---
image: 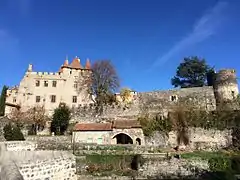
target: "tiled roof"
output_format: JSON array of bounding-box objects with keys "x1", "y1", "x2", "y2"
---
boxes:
[
  {"x1": 112, "y1": 120, "x2": 142, "y2": 129},
  {"x1": 74, "y1": 123, "x2": 112, "y2": 131},
  {"x1": 59, "y1": 67, "x2": 63, "y2": 73},
  {"x1": 70, "y1": 57, "x2": 82, "y2": 69},
  {"x1": 63, "y1": 59, "x2": 69, "y2": 66}
]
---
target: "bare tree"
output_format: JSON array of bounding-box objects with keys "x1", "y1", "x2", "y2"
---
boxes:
[
  {"x1": 9, "y1": 106, "x2": 49, "y2": 134},
  {"x1": 8, "y1": 108, "x2": 29, "y2": 128},
  {"x1": 84, "y1": 60, "x2": 120, "y2": 114},
  {"x1": 25, "y1": 106, "x2": 49, "y2": 134}
]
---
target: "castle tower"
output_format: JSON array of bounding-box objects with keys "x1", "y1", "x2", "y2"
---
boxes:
[
  {"x1": 27, "y1": 64, "x2": 33, "y2": 72},
  {"x1": 213, "y1": 69, "x2": 239, "y2": 105},
  {"x1": 85, "y1": 58, "x2": 91, "y2": 69}
]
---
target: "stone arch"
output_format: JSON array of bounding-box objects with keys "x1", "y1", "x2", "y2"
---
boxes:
[
  {"x1": 136, "y1": 138, "x2": 141, "y2": 145},
  {"x1": 112, "y1": 133, "x2": 133, "y2": 144}
]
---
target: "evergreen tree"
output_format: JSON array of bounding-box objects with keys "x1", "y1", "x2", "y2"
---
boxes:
[
  {"x1": 51, "y1": 104, "x2": 71, "y2": 135},
  {"x1": 3, "y1": 123, "x2": 25, "y2": 141},
  {"x1": 0, "y1": 85, "x2": 8, "y2": 116},
  {"x1": 171, "y1": 57, "x2": 213, "y2": 88}
]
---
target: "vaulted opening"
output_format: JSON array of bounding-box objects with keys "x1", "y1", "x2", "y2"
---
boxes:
[{"x1": 113, "y1": 133, "x2": 133, "y2": 144}]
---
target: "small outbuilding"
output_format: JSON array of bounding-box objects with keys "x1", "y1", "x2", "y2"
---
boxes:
[{"x1": 72, "y1": 120, "x2": 145, "y2": 145}]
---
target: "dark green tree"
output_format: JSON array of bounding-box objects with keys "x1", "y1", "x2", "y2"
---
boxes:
[
  {"x1": 3, "y1": 123, "x2": 25, "y2": 141},
  {"x1": 171, "y1": 56, "x2": 213, "y2": 88},
  {"x1": 0, "y1": 85, "x2": 8, "y2": 116},
  {"x1": 51, "y1": 103, "x2": 71, "y2": 135}
]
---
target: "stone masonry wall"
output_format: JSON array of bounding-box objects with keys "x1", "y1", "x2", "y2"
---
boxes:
[
  {"x1": 0, "y1": 141, "x2": 77, "y2": 180},
  {"x1": 2, "y1": 141, "x2": 37, "y2": 151},
  {"x1": 16, "y1": 151, "x2": 76, "y2": 180},
  {"x1": 139, "y1": 158, "x2": 209, "y2": 179},
  {"x1": 145, "y1": 127, "x2": 232, "y2": 150},
  {"x1": 26, "y1": 135, "x2": 72, "y2": 143},
  {"x1": 71, "y1": 86, "x2": 216, "y2": 123}
]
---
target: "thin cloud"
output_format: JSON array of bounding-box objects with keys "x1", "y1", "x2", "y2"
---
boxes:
[{"x1": 149, "y1": 1, "x2": 229, "y2": 70}]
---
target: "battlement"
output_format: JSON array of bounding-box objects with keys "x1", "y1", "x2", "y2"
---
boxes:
[
  {"x1": 26, "y1": 71, "x2": 61, "y2": 76},
  {"x1": 26, "y1": 69, "x2": 91, "y2": 76},
  {"x1": 215, "y1": 68, "x2": 238, "y2": 85}
]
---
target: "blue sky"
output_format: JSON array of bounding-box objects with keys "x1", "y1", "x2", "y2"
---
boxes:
[{"x1": 0, "y1": 0, "x2": 240, "y2": 92}]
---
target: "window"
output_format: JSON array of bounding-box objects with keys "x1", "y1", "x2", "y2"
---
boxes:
[
  {"x1": 13, "y1": 98, "x2": 16, "y2": 103},
  {"x1": 36, "y1": 80, "x2": 40, "y2": 87},
  {"x1": 170, "y1": 95, "x2": 178, "y2": 102},
  {"x1": 36, "y1": 96, "x2": 40, "y2": 103},
  {"x1": 44, "y1": 81, "x2": 48, "y2": 87},
  {"x1": 52, "y1": 81, "x2": 57, "y2": 87},
  {"x1": 50, "y1": 95, "x2": 56, "y2": 103},
  {"x1": 74, "y1": 83, "x2": 78, "y2": 89},
  {"x1": 72, "y1": 96, "x2": 77, "y2": 103},
  {"x1": 97, "y1": 138, "x2": 103, "y2": 144},
  {"x1": 87, "y1": 137, "x2": 93, "y2": 143}
]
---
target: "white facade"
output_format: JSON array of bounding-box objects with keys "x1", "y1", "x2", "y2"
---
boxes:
[
  {"x1": 72, "y1": 131, "x2": 112, "y2": 144},
  {"x1": 5, "y1": 57, "x2": 93, "y2": 116}
]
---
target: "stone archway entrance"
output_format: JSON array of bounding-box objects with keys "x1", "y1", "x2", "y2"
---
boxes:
[{"x1": 113, "y1": 133, "x2": 133, "y2": 144}]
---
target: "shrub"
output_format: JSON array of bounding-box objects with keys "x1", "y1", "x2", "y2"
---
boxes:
[
  {"x1": 138, "y1": 115, "x2": 172, "y2": 137},
  {"x1": 208, "y1": 157, "x2": 231, "y2": 172},
  {"x1": 231, "y1": 156, "x2": 240, "y2": 174},
  {"x1": 3, "y1": 123, "x2": 25, "y2": 141}
]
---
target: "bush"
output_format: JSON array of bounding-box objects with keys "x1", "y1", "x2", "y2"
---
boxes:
[
  {"x1": 138, "y1": 115, "x2": 172, "y2": 137},
  {"x1": 231, "y1": 156, "x2": 240, "y2": 174},
  {"x1": 208, "y1": 157, "x2": 231, "y2": 172},
  {"x1": 3, "y1": 123, "x2": 25, "y2": 141}
]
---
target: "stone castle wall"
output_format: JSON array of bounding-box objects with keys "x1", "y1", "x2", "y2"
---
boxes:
[
  {"x1": 139, "y1": 158, "x2": 209, "y2": 179},
  {"x1": 11, "y1": 127, "x2": 232, "y2": 152},
  {"x1": 71, "y1": 86, "x2": 217, "y2": 123},
  {"x1": 145, "y1": 127, "x2": 232, "y2": 151}
]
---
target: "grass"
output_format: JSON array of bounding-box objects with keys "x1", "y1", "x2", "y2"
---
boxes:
[
  {"x1": 180, "y1": 151, "x2": 230, "y2": 160},
  {"x1": 85, "y1": 154, "x2": 133, "y2": 164},
  {"x1": 76, "y1": 154, "x2": 139, "y2": 177}
]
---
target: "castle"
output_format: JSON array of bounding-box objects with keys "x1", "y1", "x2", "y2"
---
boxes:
[
  {"x1": 5, "y1": 57, "x2": 94, "y2": 116},
  {"x1": 5, "y1": 57, "x2": 239, "y2": 119}
]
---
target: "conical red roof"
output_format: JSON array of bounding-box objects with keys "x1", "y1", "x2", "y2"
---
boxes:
[
  {"x1": 70, "y1": 57, "x2": 82, "y2": 69},
  {"x1": 85, "y1": 58, "x2": 91, "y2": 69}
]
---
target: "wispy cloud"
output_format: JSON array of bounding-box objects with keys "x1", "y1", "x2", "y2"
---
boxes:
[{"x1": 149, "y1": 1, "x2": 229, "y2": 70}]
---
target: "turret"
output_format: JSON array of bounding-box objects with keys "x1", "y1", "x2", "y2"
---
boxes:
[
  {"x1": 213, "y1": 69, "x2": 239, "y2": 104},
  {"x1": 85, "y1": 58, "x2": 91, "y2": 69},
  {"x1": 27, "y1": 64, "x2": 33, "y2": 72}
]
